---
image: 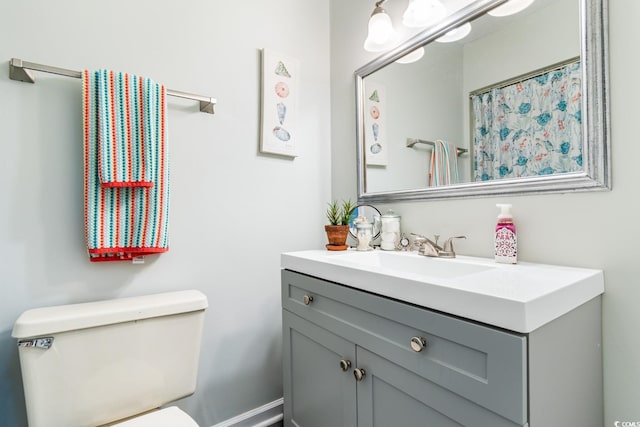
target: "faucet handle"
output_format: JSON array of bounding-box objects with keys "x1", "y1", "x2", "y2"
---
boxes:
[{"x1": 441, "y1": 236, "x2": 467, "y2": 258}]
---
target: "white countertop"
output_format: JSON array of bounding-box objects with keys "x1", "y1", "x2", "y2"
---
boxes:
[{"x1": 281, "y1": 249, "x2": 604, "y2": 333}]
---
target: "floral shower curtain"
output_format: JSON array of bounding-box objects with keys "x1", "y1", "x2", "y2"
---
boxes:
[{"x1": 471, "y1": 60, "x2": 582, "y2": 181}]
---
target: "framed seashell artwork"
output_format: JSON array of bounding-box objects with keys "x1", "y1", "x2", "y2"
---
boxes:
[
  {"x1": 363, "y1": 81, "x2": 388, "y2": 166},
  {"x1": 260, "y1": 48, "x2": 300, "y2": 157}
]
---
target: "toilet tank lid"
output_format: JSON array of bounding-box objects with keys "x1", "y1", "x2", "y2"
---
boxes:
[{"x1": 12, "y1": 290, "x2": 208, "y2": 339}]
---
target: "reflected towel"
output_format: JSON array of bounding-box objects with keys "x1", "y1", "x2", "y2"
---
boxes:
[
  {"x1": 429, "y1": 140, "x2": 460, "y2": 187},
  {"x1": 82, "y1": 70, "x2": 170, "y2": 262}
]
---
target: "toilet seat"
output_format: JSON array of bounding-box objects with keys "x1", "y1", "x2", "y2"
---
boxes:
[{"x1": 110, "y1": 406, "x2": 199, "y2": 427}]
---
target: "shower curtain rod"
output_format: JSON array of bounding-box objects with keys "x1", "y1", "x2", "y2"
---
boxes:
[
  {"x1": 9, "y1": 58, "x2": 216, "y2": 114},
  {"x1": 406, "y1": 138, "x2": 468, "y2": 155}
]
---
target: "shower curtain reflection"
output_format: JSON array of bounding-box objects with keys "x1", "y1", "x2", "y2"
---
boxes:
[{"x1": 471, "y1": 59, "x2": 583, "y2": 182}]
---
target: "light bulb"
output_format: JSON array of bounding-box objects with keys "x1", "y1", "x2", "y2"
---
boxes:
[
  {"x1": 402, "y1": 0, "x2": 446, "y2": 28},
  {"x1": 436, "y1": 22, "x2": 472, "y2": 43},
  {"x1": 396, "y1": 47, "x2": 425, "y2": 64},
  {"x1": 488, "y1": 0, "x2": 536, "y2": 17}
]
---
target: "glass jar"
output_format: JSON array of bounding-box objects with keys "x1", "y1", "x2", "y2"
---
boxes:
[
  {"x1": 380, "y1": 209, "x2": 401, "y2": 251},
  {"x1": 356, "y1": 221, "x2": 373, "y2": 251}
]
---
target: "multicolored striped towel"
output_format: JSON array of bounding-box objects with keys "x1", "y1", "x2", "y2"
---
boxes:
[
  {"x1": 82, "y1": 69, "x2": 170, "y2": 262},
  {"x1": 429, "y1": 140, "x2": 459, "y2": 187}
]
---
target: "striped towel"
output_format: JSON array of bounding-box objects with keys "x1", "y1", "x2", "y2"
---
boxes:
[
  {"x1": 82, "y1": 70, "x2": 170, "y2": 262},
  {"x1": 96, "y1": 70, "x2": 156, "y2": 187},
  {"x1": 429, "y1": 140, "x2": 459, "y2": 187}
]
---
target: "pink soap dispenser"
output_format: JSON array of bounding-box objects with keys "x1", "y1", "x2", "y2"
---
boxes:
[{"x1": 495, "y1": 204, "x2": 517, "y2": 264}]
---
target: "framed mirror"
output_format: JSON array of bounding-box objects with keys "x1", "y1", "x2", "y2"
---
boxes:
[{"x1": 355, "y1": 0, "x2": 609, "y2": 203}]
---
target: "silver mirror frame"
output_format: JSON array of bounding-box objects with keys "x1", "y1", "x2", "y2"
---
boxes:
[{"x1": 355, "y1": 0, "x2": 610, "y2": 203}]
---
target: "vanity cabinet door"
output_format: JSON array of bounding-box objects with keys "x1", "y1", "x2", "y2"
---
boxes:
[
  {"x1": 355, "y1": 346, "x2": 524, "y2": 427},
  {"x1": 282, "y1": 310, "x2": 357, "y2": 427}
]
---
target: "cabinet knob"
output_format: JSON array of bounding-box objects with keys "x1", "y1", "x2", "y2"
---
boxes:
[
  {"x1": 410, "y1": 336, "x2": 427, "y2": 352},
  {"x1": 303, "y1": 295, "x2": 314, "y2": 305},
  {"x1": 353, "y1": 368, "x2": 366, "y2": 382},
  {"x1": 339, "y1": 359, "x2": 352, "y2": 371}
]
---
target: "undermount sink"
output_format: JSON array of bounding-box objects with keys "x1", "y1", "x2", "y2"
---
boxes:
[
  {"x1": 281, "y1": 249, "x2": 604, "y2": 333},
  {"x1": 330, "y1": 250, "x2": 494, "y2": 279}
]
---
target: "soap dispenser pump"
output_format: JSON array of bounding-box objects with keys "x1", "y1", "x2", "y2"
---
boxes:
[{"x1": 495, "y1": 204, "x2": 517, "y2": 264}]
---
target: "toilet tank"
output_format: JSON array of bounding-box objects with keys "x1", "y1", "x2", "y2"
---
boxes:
[{"x1": 12, "y1": 290, "x2": 208, "y2": 427}]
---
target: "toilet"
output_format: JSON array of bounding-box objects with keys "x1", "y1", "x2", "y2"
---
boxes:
[{"x1": 12, "y1": 290, "x2": 208, "y2": 427}]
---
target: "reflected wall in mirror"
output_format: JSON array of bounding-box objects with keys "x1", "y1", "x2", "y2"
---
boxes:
[{"x1": 356, "y1": 0, "x2": 609, "y2": 203}]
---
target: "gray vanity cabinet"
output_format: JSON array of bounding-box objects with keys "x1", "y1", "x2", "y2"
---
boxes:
[{"x1": 282, "y1": 270, "x2": 529, "y2": 427}]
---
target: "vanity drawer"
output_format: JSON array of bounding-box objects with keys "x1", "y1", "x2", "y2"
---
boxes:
[{"x1": 282, "y1": 269, "x2": 527, "y2": 426}]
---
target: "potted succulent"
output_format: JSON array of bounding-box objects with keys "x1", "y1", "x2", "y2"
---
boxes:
[{"x1": 325, "y1": 199, "x2": 355, "y2": 251}]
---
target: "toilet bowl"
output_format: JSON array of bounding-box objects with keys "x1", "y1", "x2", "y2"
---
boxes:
[{"x1": 12, "y1": 290, "x2": 208, "y2": 427}]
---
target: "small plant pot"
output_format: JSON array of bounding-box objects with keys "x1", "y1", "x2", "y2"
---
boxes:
[{"x1": 325, "y1": 225, "x2": 349, "y2": 251}]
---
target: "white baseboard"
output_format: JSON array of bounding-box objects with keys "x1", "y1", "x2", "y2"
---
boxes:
[{"x1": 210, "y1": 398, "x2": 283, "y2": 427}]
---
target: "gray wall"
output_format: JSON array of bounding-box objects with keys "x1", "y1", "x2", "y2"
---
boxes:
[
  {"x1": 331, "y1": 0, "x2": 640, "y2": 424},
  {"x1": 0, "y1": 1, "x2": 330, "y2": 426}
]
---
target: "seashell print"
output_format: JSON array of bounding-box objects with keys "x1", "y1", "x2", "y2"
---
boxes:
[
  {"x1": 536, "y1": 113, "x2": 551, "y2": 126},
  {"x1": 518, "y1": 103, "x2": 531, "y2": 114},
  {"x1": 273, "y1": 126, "x2": 291, "y2": 142},
  {"x1": 277, "y1": 103, "x2": 287, "y2": 125},
  {"x1": 535, "y1": 73, "x2": 549, "y2": 85},
  {"x1": 499, "y1": 127, "x2": 510, "y2": 141},
  {"x1": 369, "y1": 90, "x2": 380, "y2": 102},
  {"x1": 556, "y1": 100, "x2": 567, "y2": 112},
  {"x1": 372, "y1": 122, "x2": 379, "y2": 141},
  {"x1": 275, "y1": 81, "x2": 290, "y2": 98},
  {"x1": 274, "y1": 61, "x2": 291, "y2": 78},
  {"x1": 370, "y1": 143, "x2": 382, "y2": 154},
  {"x1": 370, "y1": 106, "x2": 380, "y2": 120}
]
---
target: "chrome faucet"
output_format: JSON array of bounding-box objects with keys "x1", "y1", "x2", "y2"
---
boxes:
[{"x1": 411, "y1": 234, "x2": 466, "y2": 258}]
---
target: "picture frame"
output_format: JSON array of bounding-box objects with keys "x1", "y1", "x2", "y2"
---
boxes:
[{"x1": 260, "y1": 48, "x2": 300, "y2": 158}]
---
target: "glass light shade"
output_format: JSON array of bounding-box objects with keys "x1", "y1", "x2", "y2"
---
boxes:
[
  {"x1": 402, "y1": 0, "x2": 446, "y2": 28},
  {"x1": 435, "y1": 22, "x2": 472, "y2": 43},
  {"x1": 488, "y1": 0, "x2": 535, "y2": 17},
  {"x1": 364, "y1": 8, "x2": 398, "y2": 52},
  {"x1": 367, "y1": 10, "x2": 394, "y2": 44},
  {"x1": 395, "y1": 47, "x2": 425, "y2": 64}
]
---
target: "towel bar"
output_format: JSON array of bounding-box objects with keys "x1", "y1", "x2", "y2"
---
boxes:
[
  {"x1": 406, "y1": 138, "x2": 468, "y2": 156},
  {"x1": 9, "y1": 58, "x2": 216, "y2": 114}
]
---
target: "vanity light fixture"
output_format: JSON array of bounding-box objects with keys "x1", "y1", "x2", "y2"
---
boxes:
[
  {"x1": 395, "y1": 47, "x2": 425, "y2": 64},
  {"x1": 364, "y1": 0, "x2": 397, "y2": 52},
  {"x1": 487, "y1": 0, "x2": 535, "y2": 17},
  {"x1": 402, "y1": 0, "x2": 446, "y2": 28},
  {"x1": 364, "y1": 0, "x2": 478, "y2": 52},
  {"x1": 436, "y1": 22, "x2": 472, "y2": 43}
]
